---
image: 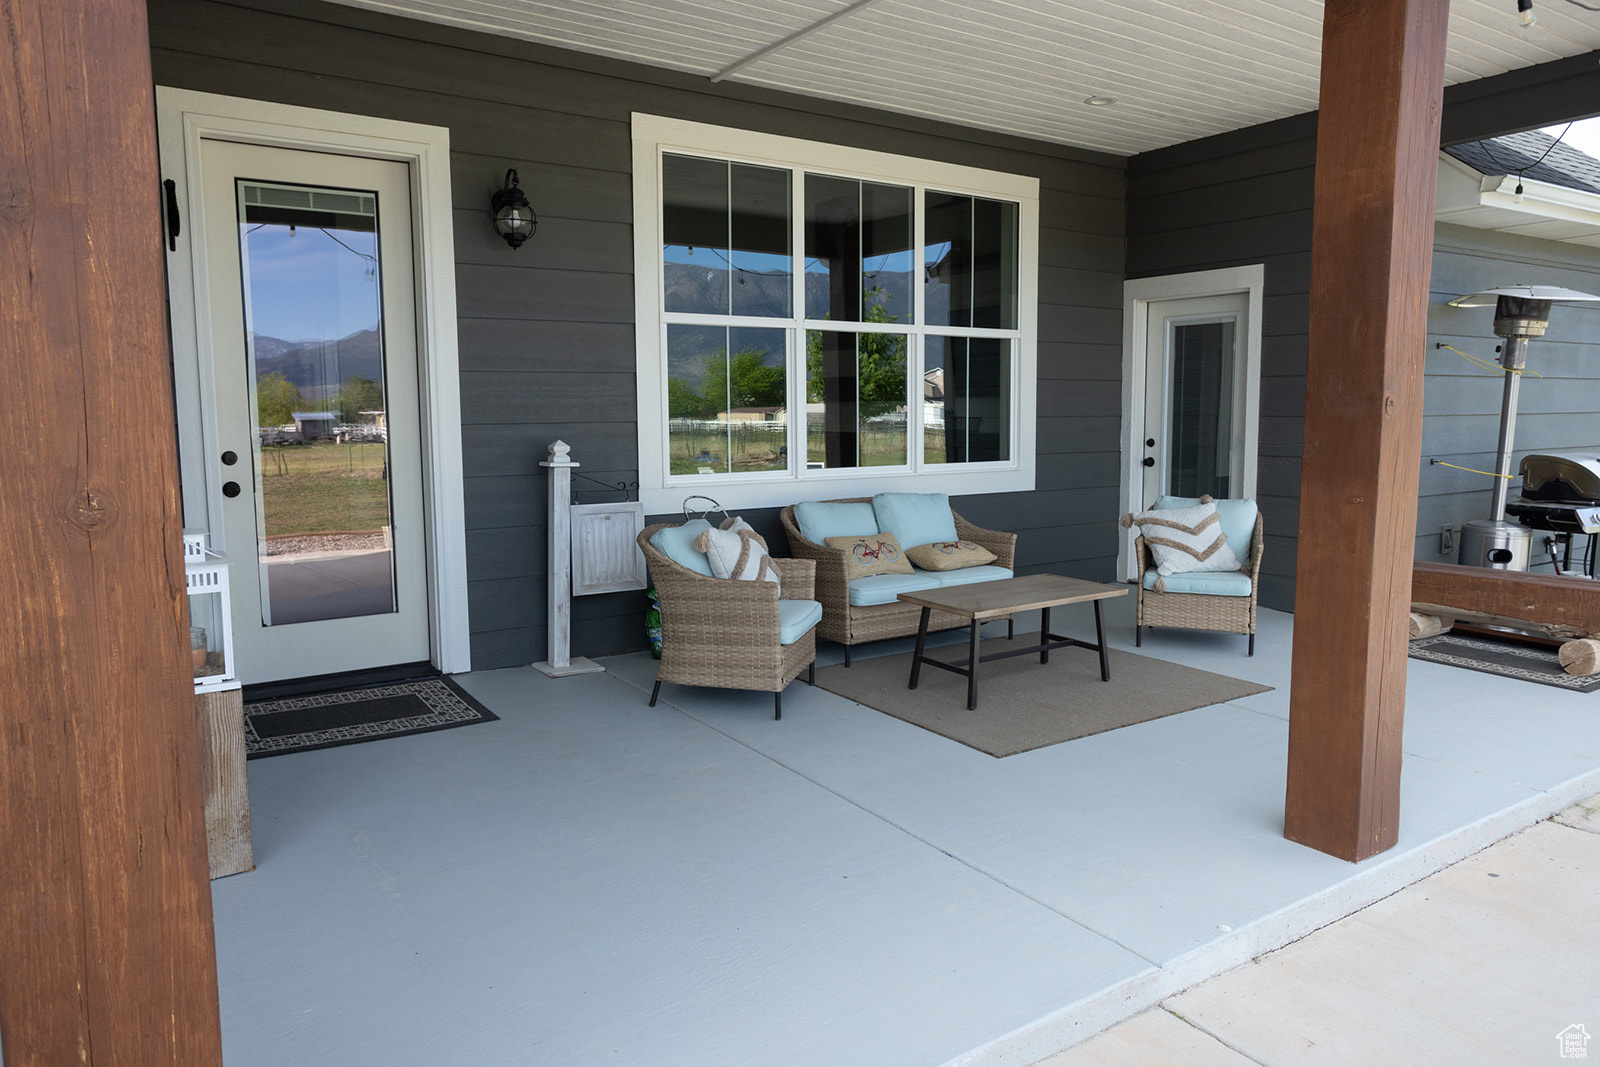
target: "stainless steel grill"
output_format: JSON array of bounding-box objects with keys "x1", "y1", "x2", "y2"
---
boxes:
[{"x1": 1506, "y1": 450, "x2": 1600, "y2": 576}]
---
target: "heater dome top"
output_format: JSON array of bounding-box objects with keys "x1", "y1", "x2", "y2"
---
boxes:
[{"x1": 1448, "y1": 285, "x2": 1600, "y2": 308}]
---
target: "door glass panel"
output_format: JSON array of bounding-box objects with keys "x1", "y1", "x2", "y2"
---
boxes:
[
  {"x1": 666, "y1": 324, "x2": 788, "y2": 475},
  {"x1": 1167, "y1": 318, "x2": 1236, "y2": 499},
  {"x1": 924, "y1": 336, "x2": 1010, "y2": 464},
  {"x1": 805, "y1": 330, "x2": 908, "y2": 469},
  {"x1": 236, "y1": 179, "x2": 396, "y2": 625}
]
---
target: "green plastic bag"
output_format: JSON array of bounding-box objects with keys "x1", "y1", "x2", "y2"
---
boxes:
[{"x1": 645, "y1": 588, "x2": 663, "y2": 659}]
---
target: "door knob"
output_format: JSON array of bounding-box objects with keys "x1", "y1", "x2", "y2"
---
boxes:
[
  {"x1": 1142, "y1": 457, "x2": 1155, "y2": 468},
  {"x1": 222, "y1": 481, "x2": 241, "y2": 497},
  {"x1": 221, "y1": 450, "x2": 238, "y2": 466}
]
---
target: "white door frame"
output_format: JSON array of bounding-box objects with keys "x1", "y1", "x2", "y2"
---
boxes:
[
  {"x1": 157, "y1": 87, "x2": 471, "y2": 674},
  {"x1": 1120, "y1": 264, "x2": 1264, "y2": 581}
]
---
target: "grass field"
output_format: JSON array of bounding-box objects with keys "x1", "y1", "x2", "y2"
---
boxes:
[{"x1": 259, "y1": 440, "x2": 390, "y2": 536}]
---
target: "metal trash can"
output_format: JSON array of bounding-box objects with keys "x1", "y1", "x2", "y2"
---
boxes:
[{"x1": 1458, "y1": 519, "x2": 1531, "y2": 571}]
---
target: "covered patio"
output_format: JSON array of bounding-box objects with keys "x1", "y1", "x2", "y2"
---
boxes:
[
  {"x1": 210, "y1": 600, "x2": 1600, "y2": 1065},
  {"x1": 9, "y1": 0, "x2": 1600, "y2": 1061}
]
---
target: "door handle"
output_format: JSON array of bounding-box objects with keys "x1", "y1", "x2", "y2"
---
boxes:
[
  {"x1": 1142, "y1": 457, "x2": 1155, "y2": 468},
  {"x1": 222, "y1": 481, "x2": 241, "y2": 498}
]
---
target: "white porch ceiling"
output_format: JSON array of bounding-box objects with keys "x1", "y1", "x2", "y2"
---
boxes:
[{"x1": 325, "y1": 0, "x2": 1600, "y2": 156}]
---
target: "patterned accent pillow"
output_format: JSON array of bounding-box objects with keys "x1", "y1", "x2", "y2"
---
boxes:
[
  {"x1": 693, "y1": 526, "x2": 782, "y2": 593},
  {"x1": 823, "y1": 532, "x2": 915, "y2": 578},
  {"x1": 1122, "y1": 500, "x2": 1241, "y2": 577},
  {"x1": 904, "y1": 539, "x2": 997, "y2": 572}
]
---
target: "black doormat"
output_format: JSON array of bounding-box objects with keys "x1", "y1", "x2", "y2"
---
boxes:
[
  {"x1": 1409, "y1": 632, "x2": 1600, "y2": 693},
  {"x1": 244, "y1": 677, "x2": 499, "y2": 759}
]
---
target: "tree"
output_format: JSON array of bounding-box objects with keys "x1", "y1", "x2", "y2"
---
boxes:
[
  {"x1": 674, "y1": 346, "x2": 785, "y2": 418},
  {"x1": 805, "y1": 287, "x2": 908, "y2": 415},
  {"x1": 255, "y1": 371, "x2": 304, "y2": 428},
  {"x1": 335, "y1": 375, "x2": 384, "y2": 424}
]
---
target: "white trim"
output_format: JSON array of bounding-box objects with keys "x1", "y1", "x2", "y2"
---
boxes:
[
  {"x1": 1120, "y1": 265, "x2": 1265, "y2": 581},
  {"x1": 1435, "y1": 151, "x2": 1600, "y2": 244},
  {"x1": 155, "y1": 87, "x2": 470, "y2": 674},
  {"x1": 632, "y1": 113, "x2": 1038, "y2": 514}
]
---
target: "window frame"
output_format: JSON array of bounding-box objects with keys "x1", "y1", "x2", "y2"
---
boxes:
[{"x1": 632, "y1": 114, "x2": 1038, "y2": 514}]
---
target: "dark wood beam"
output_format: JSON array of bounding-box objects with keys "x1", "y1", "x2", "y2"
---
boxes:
[
  {"x1": 1413, "y1": 562, "x2": 1600, "y2": 635},
  {"x1": 1284, "y1": 0, "x2": 1449, "y2": 862},
  {"x1": 0, "y1": 0, "x2": 224, "y2": 1061}
]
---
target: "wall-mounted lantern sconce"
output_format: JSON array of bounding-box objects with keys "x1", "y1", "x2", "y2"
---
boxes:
[{"x1": 491, "y1": 169, "x2": 537, "y2": 249}]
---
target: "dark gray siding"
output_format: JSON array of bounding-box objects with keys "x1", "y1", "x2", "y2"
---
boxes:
[
  {"x1": 1125, "y1": 116, "x2": 1318, "y2": 611},
  {"x1": 149, "y1": 0, "x2": 1127, "y2": 668},
  {"x1": 1125, "y1": 50, "x2": 1600, "y2": 611},
  {"x1": 1419, "y1": 224, "x2": 1600, "y2": 571}
]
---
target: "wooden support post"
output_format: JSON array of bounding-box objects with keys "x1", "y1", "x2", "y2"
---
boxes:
[
  {"x1": 0, "y1": 0, "x2": 224, "y2": 1060},
  {"x1": 1284, "y1": 0, "x2": 1450, "y2": 862}
]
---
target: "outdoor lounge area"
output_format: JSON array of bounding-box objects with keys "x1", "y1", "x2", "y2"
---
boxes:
[{"x1": 209, "y1": 600, "x2": 1600, "y2": 1066}]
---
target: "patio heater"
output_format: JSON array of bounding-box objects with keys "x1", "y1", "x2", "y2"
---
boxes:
[{"x1": 1445, "y1": 285, "x2": 1600, "y2": 569}]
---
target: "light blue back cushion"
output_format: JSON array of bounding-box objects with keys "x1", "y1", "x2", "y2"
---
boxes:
[
  {"x1": 871, "y1": 493, "x2": 958, "y2": 549},
  {"x1": 648, "y1": 519, "x2": 715, "y2": 576},
  {"x1": 1154, "y1": 496, "x2": 1257, "y2": 560},
  {"x1": 794, "y1": 500, "x2": 878, "y2": 544}
]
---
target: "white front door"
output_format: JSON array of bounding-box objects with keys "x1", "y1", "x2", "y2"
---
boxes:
[
  {"x1": 199, "y1": 140, "x2": 430, "y2": 682},
  {"x1": 1140, "y1": 291, "x2": 1251, "y2": 503}
]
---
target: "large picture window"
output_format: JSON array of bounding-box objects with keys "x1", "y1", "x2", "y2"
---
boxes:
[{"x1": 634, "y1": 116, "x2": 1038, "y2": 512}]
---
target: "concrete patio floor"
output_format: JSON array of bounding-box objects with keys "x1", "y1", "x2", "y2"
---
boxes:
[{"x1": 209, "y1": 597, "x2": 1600, "y2": 1065}]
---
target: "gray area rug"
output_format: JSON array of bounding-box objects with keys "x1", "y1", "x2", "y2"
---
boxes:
[
  {"x1": 813, "y1": 632, "x2": 1273, "y2": 757},
  {"x1": 244, "y1": 677, "x2": 499, "y2": 759},
  {"x1": 1409, "y1": 632, "x2": 1600, "y2": 693}
]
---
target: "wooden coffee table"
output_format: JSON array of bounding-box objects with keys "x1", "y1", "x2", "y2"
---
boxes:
[{"x1": 897, "y1": 574, "x2": 1129, "y2": 710}]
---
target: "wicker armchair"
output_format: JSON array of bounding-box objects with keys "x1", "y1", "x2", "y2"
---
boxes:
[
  {"x1": 637, "y1": 524, "x2": 820, "y2": 719},
  {"x1": 1133, "y1": 506, "x2": 1264, "y2": 655},
  {"x1": 778, "y1": 498, "x2": 1016, "y2": 666}
]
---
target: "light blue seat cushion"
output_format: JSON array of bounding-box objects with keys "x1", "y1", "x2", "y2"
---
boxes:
[
  {"x1": 846, "y1": 566, "x2": 1014, "y2": 606},
  {"x1": 1154, "y1": 495, "x2": 1258, "y2": 558},
  {"x1": 778, "y1": 599, "x2": 824, "y2": 644},
  {"x1": 848, "y1": 571, "x2": 947, "y2": 607},
  {"x1": 1142, "y1": 569, "x2": 1253, "y2": 596},
  {"x1": 872, "y1": 492, "x2": 959, "y2": 549},
  {"x1": 794, "y1": 500, "x2": 878, "y2": 544},
  {"x1": 648, "y1": 518, "x2": 715, "y2": 577},
  {"x1": 931, "y1": 565, "x2": 1013, "y2": 589}
]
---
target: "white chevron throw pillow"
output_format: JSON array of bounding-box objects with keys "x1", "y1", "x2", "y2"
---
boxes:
[
  {"x1": 693, "y1": 525, "x2": 782, "y2": 593},
  {"x1": 1123, "y1": 499, "x2": 1241, "y2": 578}
]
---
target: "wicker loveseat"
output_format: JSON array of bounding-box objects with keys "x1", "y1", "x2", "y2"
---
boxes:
[
  {"x1": 1131, "y1": 495, "x2": 1264, "y2": 655},
  {"x1": 637, "y1": 522, "x2": 821, "y2": 719},
  {"x1": 778, "y1": 495, "x2": 1017, "y2": 665}
]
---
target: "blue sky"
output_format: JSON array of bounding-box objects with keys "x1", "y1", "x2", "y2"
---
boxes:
[{"x1": 243, "y1": 224, "x2": 381, "y2": 342}]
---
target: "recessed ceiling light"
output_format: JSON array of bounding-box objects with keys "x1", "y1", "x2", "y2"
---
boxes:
[{"x1": 1084, "y1": 95, "x2": 1117, "y2": 107}]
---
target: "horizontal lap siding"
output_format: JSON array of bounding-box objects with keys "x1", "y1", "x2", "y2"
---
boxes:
[
  {"x1": 1126, "y1": 61, "x2": 1600, "y2": 609},
  {"x1": 1126, "y1": 115, "x2": 1318, "y2": 613},
  {"x1": 1416, "y1": 225, "x2": 1600, "y2": 570},
  {"x1": 149, "y1": 0, "x2": 1127, "y2": 667}
]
